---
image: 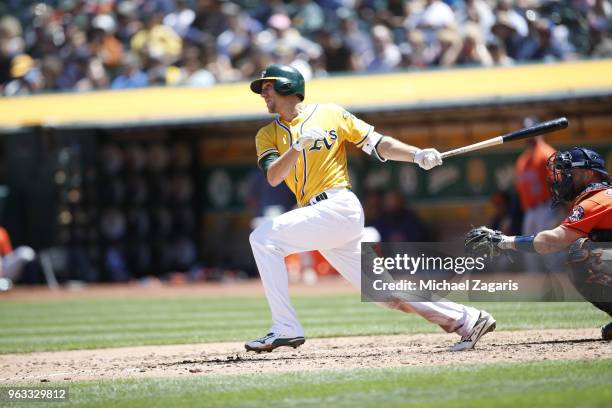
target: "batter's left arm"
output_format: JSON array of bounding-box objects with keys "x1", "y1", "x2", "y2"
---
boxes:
[
  {"x1": 375, "y1": 135, "x2": 442, "y2": 170},
  {"x1": 375, "y1": 136, "x2": 419, "y2": 162}
]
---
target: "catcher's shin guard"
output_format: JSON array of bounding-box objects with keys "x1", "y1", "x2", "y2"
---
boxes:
[{"x1": 567, "y1": 238, "x2": 612, "y2": 317}]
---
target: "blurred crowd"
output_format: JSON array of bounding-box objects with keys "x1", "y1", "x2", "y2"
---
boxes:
[{"x1": 1, "y1": 0, "x2": 611, "y2": 96}]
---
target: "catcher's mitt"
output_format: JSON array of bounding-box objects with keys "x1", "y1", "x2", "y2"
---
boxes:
[{"x1": 464, "y1": 226, "x2": 505, "y2": 259}]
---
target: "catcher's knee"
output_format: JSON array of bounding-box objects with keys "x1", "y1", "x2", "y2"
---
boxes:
[{"x1": 567, "y1": 238, "x2": 612, "y2": 310}]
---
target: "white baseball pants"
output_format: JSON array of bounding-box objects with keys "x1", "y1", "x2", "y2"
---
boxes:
[
  {"x1": 1, "y1": 246, "x2": 36, "y2": 281},
  {"x1": 249, "y1": 188, "x2": 480, "y2": 338}
]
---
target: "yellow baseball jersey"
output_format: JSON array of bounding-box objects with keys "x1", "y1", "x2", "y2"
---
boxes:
[{"x1": 255, "y1": 103, "x2": 377, "y2": 207}]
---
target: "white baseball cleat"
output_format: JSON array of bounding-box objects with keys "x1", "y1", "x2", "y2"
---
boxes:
[
  {"x1": 244, "y1": 332, "x2": 306, "y2": 353},
  {"x1": 450, "y1": 310, "x2": 496, "y2": 352}
]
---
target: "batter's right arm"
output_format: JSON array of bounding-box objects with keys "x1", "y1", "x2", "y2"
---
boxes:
[
  {"x1": 264, "y1": 128, "x2": 326, "y2": 186},
  {"x1": 266, "y1": 149, "x2": 300, "y2": 187}
]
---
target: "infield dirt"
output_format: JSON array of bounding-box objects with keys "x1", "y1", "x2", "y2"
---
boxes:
[
  {"x1": 1, "y1": 328, "x2": 610, "y2": 384},
  {"x1": 2, "y1": 279, "x2": 610, "y2": 384}
]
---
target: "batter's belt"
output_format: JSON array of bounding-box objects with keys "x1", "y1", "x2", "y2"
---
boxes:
[{"x1": 303, "y1": 188, "x2": 351, "y2": 207}]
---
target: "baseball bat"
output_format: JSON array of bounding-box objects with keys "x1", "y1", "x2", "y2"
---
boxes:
[{"x1": 440, "y1": 117, "x2": 569, "y2": 159}]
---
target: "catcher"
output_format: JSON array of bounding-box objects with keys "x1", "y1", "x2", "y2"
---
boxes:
[{"x1": 465, "y1": 147, "x2": 611, "y2": 340}]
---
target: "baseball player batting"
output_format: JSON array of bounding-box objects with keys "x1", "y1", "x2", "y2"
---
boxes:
[{"x1": 245, "y1": 64, "x2": 496, "y2": 353}]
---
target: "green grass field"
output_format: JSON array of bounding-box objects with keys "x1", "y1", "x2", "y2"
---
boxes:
[
  {"x1": 0, "y1": 296, "x2": 608, "y2": 353},
  {"x1": 2, "y1": 359, "x2": 608, "y2": 408},
  {"x1": 1, "y1": 294, "x2": 610, "y2": 407}
]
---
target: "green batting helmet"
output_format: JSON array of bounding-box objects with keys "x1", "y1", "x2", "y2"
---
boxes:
[{"x1": 250, "y1": 64, "x2": 305, "y2": 101}]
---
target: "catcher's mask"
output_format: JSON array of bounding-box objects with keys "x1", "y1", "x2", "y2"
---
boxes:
[{"x1": 547, "y1": 147, "x2": 609, "y2": 205}]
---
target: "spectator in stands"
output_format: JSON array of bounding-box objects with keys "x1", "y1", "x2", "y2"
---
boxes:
[
  {"x1": 26, "y1": 4, "x2": 60, "y2": 61},
  {"x1": 456, "y1": 0, "x2": 495, "y2": 38},
  {"x1": 487, "y1": 38, "x2": 514, "y2": 66},
  {"x1": 131, "y1": 12, "x2": 182, "y2": 65},
  {"x1": 589, "y1": 18, "x2": 612, "y2": 57},
  {"x1": 39, "y1": 55, "x2": 63, "y2": 91},
  {"x1": 204, "y1": 39, "x2": 241, "y2": 82},
  {"x1": 163, "y1": 0, "x2": 196, "y2": 39},
  {"x1": 376, "y1": 0, "x2": 409, "y2": 32},
  {"x1": 517, "y1": 18, "x2": 570, "y2": 61},
  {"x1": 495, "y1": 0, "x2": 529, "y2": 37},
  {"x1": 590, "y1": 0, "x2": 612, "y2": 51},
  {"x1": 337, "y1": 9, "x2": 373, "y2": 71},
  {"x1": 216, "y1": 6, "x2": 249, "y2": 60},
  {"x1": 434, "y1": 22, "x2": 494, "y2": 67},
  {"x1": 75, "y1": 57, "x2": 110, "y2": 91},
  {"x1": 1, "y1": 0, "x2": 611, "y2": 95},
  {"x1": 177, "y1": 45, "x2": 215, "y2": 87},
  {"x1": 491, "y1": 11, "x2": 526, "y2": 59},
  {"x1": 2, "y1": 53, "x2": 42, "y2": 96},
  {"x1": 249, "y1": 0, "x2": 288, "y2": 28},
  {"x1": 317, "y1": 29, "x2": 354, "y2": 73},
  {"x1": 56, "y1": 47, "x2": 91, "y2": 91},
  {"x1": 289, "y1": 0, "x2": 325, "y2": 35},
  {"x1": 366, "y1": 24, "x2": 401, "y2": 72},
  {"x1": 401, "y1": 29, "x2": 435, "y2": 68},
  {"x1": 455, "y1": 22, "x2": 493, "y2": 66},
  {"x1": 413, "y1": 0, "x2": 456, "y2": 32},
  {"x1": 0, "y1": 225, "x2": 36, "y2": 286},
  {"x1": 588, "y1": 0, "x2": 612, "y2": 28},
  {"x1": 0, "y1": 16, "x2": 24, "y2": 87},
  {"x1": 116, "y1": 1, "x2": 144, "y2": 47},
  {"x1": 397, "y1": 43, "x2": 414, "y2": 69},
  {"x1": 111, "y1": 52, "x2": 148, "y2": 89},
  {"x1": 275, "y1": 43, "x2": 314, "y2": 80},
  {"x1": 192, "y1": 0, "x2": 231, "y2": 42},
  {"x1": 432, "y1": 27, "x2": 462, "y2": 67},
  {"x1": 90, "y1": 14, "x2": 124, "y2": 69},
  {"x1": 235, "y1": 44, "x2": 273, "y2": 80},
  {"x1": 261, "y1": 12, "x2": 321, "y2": 72}
]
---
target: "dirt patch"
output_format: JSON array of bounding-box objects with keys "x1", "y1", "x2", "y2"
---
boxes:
[
  {"x1": 1, "y1": 329, "x2": 609, "y2": 384},
  {"x1": 2, "y1": 279, "x2": 610, "y2": 383}
]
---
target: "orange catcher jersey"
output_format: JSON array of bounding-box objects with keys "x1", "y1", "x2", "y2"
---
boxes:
[{"x1": 561, "y1": 185, "x2": 612, "y2": 236}]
